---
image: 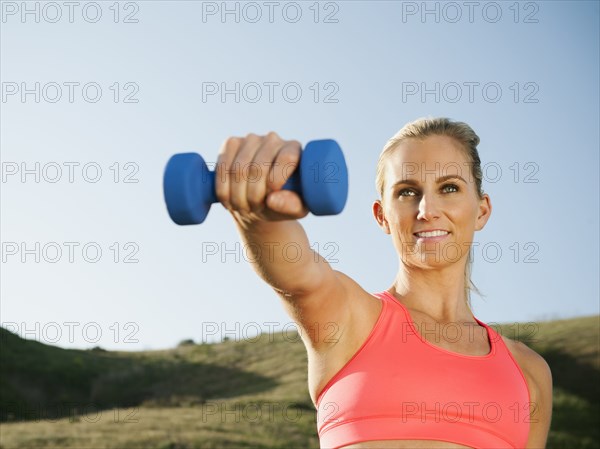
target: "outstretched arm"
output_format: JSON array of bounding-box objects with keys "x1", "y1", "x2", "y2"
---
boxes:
[{"x1": 215, "y1": 132, "x2": 352, "y2": 350}]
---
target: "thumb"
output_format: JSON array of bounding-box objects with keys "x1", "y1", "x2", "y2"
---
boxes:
[{"x1": 266, "y1": 190, "x2": 307, "y2": 217}]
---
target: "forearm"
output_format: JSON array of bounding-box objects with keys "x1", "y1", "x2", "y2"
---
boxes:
[{"x1": 233, "y1": 215, "x2": 328, "y2": 296}]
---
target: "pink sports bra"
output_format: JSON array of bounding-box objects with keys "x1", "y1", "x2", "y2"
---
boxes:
[{"x1": 315, "y1": 291, "x2": 531, "y2": 449}]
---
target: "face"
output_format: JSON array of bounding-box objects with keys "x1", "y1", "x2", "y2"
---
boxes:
[{"x1": 373, "y1": 135, "x2": 492, "y2": 268}]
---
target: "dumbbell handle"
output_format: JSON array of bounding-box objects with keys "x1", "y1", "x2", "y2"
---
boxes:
[{"x1": 202, "y1": 168, "x2": 302, "y2": 205}]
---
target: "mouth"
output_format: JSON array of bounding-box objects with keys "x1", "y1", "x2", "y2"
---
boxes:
[{"x1": 413, "y1": 230, "x2": 450, "y2": 241}]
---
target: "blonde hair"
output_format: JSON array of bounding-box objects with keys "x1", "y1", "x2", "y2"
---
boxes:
[{"x1": 375, "y1": 116, "x2": 486, "y2": 309}]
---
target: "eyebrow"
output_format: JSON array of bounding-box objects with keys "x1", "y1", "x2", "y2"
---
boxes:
[{"x1": 391, "y1": 175, "x2": 467, "y2": 188}]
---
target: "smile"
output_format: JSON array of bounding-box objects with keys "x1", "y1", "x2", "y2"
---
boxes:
[{"x1": 414, "y1": 230, "x2": 450, "y2": 238}]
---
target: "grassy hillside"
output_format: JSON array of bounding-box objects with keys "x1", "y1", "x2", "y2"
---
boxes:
[
  {"x1": 0, "y1": 314, "x2": 598, "y2": 448},
  {"x1": 493, "y1": 315, "x2": 600, "y2": 448}
]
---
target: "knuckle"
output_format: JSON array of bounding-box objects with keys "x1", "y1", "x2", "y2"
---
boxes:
[
  {"x1": 221, "y1": 136, "x2": 241, "y2": 154},
  {"x1": 265, "y1": 131, "x2": 280, "y2": 141}
]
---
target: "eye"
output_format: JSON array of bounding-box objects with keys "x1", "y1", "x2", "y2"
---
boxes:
[
  {"x1": 442, "y1": 183, "x2": 459, "y2": 193},
  {"x1": 398, "y1": 188, "x2": 416, "y2": 197},
  {"x1": 397, "y1": 184, "x2": 459, "y2": 198}
]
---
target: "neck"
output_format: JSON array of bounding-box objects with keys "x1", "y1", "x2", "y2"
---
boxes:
[{"x1": 390, "y1": 261, "x2": 474, "y2": 324}]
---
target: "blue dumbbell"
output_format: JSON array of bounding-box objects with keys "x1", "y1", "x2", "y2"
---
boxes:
[{"x1": 163, "y1": 139, "x2": 348, "y2": 225}]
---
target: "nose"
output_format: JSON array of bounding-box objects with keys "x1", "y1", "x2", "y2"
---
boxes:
[{"x1": 417, "y1": 191, "x2": 440, "y2": 221}]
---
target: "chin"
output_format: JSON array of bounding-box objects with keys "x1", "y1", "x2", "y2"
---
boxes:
[{"x1": 414, "y1": 249, "x2": 462, "y2": 267}]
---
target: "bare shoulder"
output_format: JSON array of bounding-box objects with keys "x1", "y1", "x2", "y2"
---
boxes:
[
  {"x1": 333, "y1": 270, "x2": 380, "y2": 301},
  {"x1": 330, "y1": 270, "x2": 384, "y2": 333},
  {"x1": 277, "y1": 267, "x2": 378, "y2": 352},
  {"x1": 304, "y1": 272, "x2": 384, "y2": 406},
  {"x1": 501, "y1": 335, "x2": 553, "y2": 387},
  {"x1": 335, "y1": 271, "x2": 385, "y2": 320}
]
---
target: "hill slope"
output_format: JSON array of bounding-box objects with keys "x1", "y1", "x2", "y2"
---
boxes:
[{"x1": 0, "y1": 315, "x2": 598, "y2": 448}]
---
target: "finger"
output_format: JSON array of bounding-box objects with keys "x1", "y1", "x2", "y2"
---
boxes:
[
  {"x1": 215, "y1": 137, "x2": 243, "y2": 210},
  {"x1": 266, "y1": 190, "x2": 308, "y2": 217},
  {"x1": 246, "y1": 132, "x2": 286, "y2": 213},
  {"x1": 229, "y1": 133, "x2": 262, "y2": 213},
  {"x1": 268, "y1": 139, "x2": 302, "y2": 192}
]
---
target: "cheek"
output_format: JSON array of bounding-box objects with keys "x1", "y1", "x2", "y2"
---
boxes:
[
  {"x1": 386, "y1": 209, "x2": 409, "y2": 228},
  {"x1": 448, "y1": 203, "x2": 479, "y2": 229},
  {"x1": 389, "y1": 217, "x2": 414, "y2": 241}
]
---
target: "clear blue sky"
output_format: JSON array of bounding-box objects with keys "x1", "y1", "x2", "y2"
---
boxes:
[{"x1": 1, "y1": 1, "x2": 598, "y2": 350}]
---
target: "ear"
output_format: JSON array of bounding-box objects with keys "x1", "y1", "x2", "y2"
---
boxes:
[
  {"x1": 373, "y1": 199, "x2": 390, "y2": 234},
  {"x1": 475, "y1": 193, "x2": 492, "y2": 231}
]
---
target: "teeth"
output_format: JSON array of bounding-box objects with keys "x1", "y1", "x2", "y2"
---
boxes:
[{"x1": 416, "y1": 230, "x2": 449, "y2": 238}]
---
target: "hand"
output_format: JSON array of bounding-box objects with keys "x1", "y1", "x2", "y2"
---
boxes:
[{"x1": 215, "y1": 132, "x2": 310, "y2": 225}]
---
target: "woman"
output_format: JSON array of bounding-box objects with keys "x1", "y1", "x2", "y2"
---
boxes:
[{"x1": 215, "y1": 117, "x2": 553, "y2": 449}]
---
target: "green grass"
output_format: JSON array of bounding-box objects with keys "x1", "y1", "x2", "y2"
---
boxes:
[
  {"x1": 492, "y1": 315, "x2": 599, "y2": 448},
  {"x1": 0, "y1": 315, "x2": 598, "y2": 448}
]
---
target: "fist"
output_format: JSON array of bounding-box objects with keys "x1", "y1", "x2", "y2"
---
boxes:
[{"x1": 215, "y1": 132, "x2": 309, "y2": 223}]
